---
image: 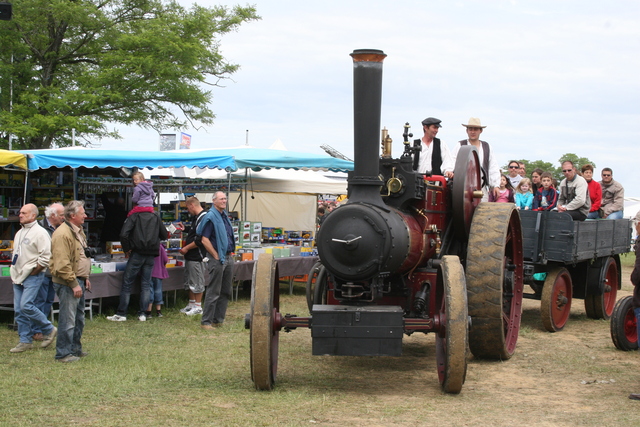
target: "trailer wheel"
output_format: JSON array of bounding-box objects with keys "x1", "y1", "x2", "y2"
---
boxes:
[
  {"x1": 585, "y1": 257, "x2": 619, "y2": 320},
  {"x1": 541, "y1": 267, "x2": 572, "y2": 332},
  {"x1": 250, "y1": 253, "x2": 280, "y2": 390},
  {"x1": 610, "y1": 296, "x2": 638, "y2": 351},
  {"x1": 435, "y1": 255, "x2": 468, "y2": 394},
  {"x1": 466, "y1": 203, "x2": 524, "y2": 359}
]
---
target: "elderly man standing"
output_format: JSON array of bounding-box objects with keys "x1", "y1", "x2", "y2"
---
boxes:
[
  {"x1": 198, "y1": 191, "x2": 236, "y2": 330},
  {"x1": 50, "y1": 200, "x2": 91, "y2": 363},
  {"x1": 9, "y1": 204, "x2": 56, "y2": 353},
  {"x1": 31, "y1": 202, "x2": 65, "y2": 341},
  {"x1": 557, "y1": 160, "x2": 591, "y2": 221},
  {"x1": 416, "y1": 117, "x2": 454, "y2": 178},
  {"x1": 452, "y1": 117, "x2": 500, "y2": 201},
  {"x1": 599, "y1": 168, "x2": 624, "y2": 219}
]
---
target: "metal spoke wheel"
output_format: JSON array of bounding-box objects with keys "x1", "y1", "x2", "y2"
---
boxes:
[
  {"x1": 540, "y1": 267, "x2": 572, "y2": 332},
  {"x1": 250, "y1": 253, "x2": 280, "y2": 390},
  {"x1": 585, "y1": 256, "x2": 619, "y2": 320},
  {"x1": 451, "y1": 145, "x2": 482, "y2": 241},
  {"x1": 435, "y1": 255, "x2": 469, "y2": 394},
  {"x1": 610, "y1": 295, "x2": 638, "y2": 351},
  {"x1": 466, "y1": 203, "x2": 524, "y2": 359}
]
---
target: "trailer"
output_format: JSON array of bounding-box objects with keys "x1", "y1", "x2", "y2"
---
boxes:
[{"x1": 521, "y1": 210, "x2": 632, "y2": 331}]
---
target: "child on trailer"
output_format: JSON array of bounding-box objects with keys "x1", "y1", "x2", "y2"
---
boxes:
[
  {"x1": 515, "y1": 178, "x2": 534, "y2": 210},
  {"x1": 489, "y1": 174, "x2": 515, "y2": 203},
  {"x1": 532, "y1": 172, "x2": 558, "y2": 211}
]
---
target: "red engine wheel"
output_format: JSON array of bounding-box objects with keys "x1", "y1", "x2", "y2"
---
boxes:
[
  {"x1": 585, "y1": 256, "x2": 619, "y2": 320},
  {"x1": 435, "y1": 255, "x2": 469, "y2": 394},
  {"x1": 250, "y1": 253, "x2": 280, "y2": 390},
  {"x1": 541, "y1": 267, "x2": 572, "y2": 332},
  {"x1": 466, "y1": 203, "x2": 524, "y2": 359},
  {"x1": 610, "y1": 295, "x2": 638, "y2": 351}
]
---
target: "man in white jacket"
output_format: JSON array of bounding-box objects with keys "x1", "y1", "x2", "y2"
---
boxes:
[{"x1": 9, "y1": 204, "x2": 56, "y2": 353}]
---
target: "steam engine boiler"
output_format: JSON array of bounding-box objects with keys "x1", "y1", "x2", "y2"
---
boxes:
[{"x1": 247, "y1": 49, "x2": 524, "y2": 394}]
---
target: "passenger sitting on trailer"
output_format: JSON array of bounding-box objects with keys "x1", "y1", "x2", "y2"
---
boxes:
[
  {"x1": 599, "y1": 168, "x2": 625, "y2": 219},
  {"x1": 557, "y1": 161, "x2": 591, "y2": 221},
  {"x1": 532, "y1": 172, "x2": 558, "y2": 211},
  {"x1": 416, "y1": 117, "x2": 454, "y2": 178}
]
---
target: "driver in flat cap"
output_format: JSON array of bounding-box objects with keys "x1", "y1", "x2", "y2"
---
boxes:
[{"x1": 417, "y1": 117, "x2": 454, "y2": 178}]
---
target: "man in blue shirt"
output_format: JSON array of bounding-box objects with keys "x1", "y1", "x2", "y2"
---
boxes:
[{"x1": 198, "y1": 191, "x2": 235, "y2": 330}]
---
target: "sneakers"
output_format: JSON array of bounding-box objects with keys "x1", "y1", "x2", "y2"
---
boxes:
[
  {"x1": 77, "y1": 351, "x2": 89, "y2": 358},
  {"x1": 57, "y1": 355, "x2": 80, "y2": 363},
  {"x1": 41, "y1": 326, "x2": 57, "y2": 349},
  {"x1": 138, "y1": 314, "x2": 146, "y2": 322},
  {"x1": 156, "y1": 312, "x2": 163, "y2": 318},
  {"x1": 186, "y1": 306, "x2": 203, "y2": 316},
  {"x1": 10, "y1": 342, "x2": 33, "y2": 353},
  {"x1": 180, "y1": 305, "x2": 194, "y2": 313},
  {"x1": 107, "y1": 314, "x2": 127, "y2": 322},
  {"x1": 201, "y1": 324, "x2": 215, "y2": 330}
]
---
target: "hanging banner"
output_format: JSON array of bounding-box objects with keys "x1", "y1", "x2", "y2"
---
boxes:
[
  {"x1": 180, "y1": 132, "x2": 192, "y2": 150},
  {"x1": 159, "y1": 134, "x2": 176, "y2": 151}
]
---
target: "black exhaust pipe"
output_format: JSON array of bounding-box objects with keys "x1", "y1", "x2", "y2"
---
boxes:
[{"x1": 348, "y1": 49, "x2": 386, "y2": 206}]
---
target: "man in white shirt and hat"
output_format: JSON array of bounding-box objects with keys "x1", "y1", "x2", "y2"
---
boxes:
[
  {"x1": 416, "y1": 117, "x2": 454, "y2": 178},
  {"x1": 452, "y1": 117, "x2": 501, "y2": 201}
]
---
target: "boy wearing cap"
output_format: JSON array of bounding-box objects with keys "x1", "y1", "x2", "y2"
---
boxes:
[{"x1": 416, "y1": 117, "x2": 454, "y2": 178}]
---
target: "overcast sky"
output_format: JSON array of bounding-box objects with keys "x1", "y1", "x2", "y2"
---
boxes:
[{"x1": 99, "y1": 0, "x2": 640, "y2": 196}]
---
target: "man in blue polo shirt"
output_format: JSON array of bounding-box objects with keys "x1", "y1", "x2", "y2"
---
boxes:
[{"x1": 198, "y1": 191, "x2": 235, "y2": 330}]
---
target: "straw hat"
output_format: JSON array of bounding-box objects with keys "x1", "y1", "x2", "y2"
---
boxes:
[{"x1": 461, "y1": 117, "x2": 486, "y2": 128}]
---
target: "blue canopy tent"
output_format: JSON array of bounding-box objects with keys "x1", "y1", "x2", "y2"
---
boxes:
[{"x1": 19, "y1": 148, "x2": 237, "y2": 171}]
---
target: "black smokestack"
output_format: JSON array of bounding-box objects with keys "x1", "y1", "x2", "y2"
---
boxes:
[{"x1": 348, "y1": 49, "x2": 386, "y2": 206}]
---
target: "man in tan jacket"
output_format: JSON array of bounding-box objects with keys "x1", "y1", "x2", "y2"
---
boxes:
[{"x1": 50, "y1": 201, "x2": 92, "y2": 363}]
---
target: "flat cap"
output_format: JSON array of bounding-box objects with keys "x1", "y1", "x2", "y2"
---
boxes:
[{"x1": 421, "y1": 117, "x2": 442, "y2": 127}]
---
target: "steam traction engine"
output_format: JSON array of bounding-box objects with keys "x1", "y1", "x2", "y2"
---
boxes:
[{"x1": 246, "y1": 49, "x2": 524, "y2": 394}]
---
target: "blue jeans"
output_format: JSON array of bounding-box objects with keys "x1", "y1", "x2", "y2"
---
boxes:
[
  {"x1": 13, "y1": 273, "x2": 54, "y2": 344},
  {"x1": 202, "y1": 254, "x2": 235, "y2": 325},
  {"x1": 32, "y1": 276, "x2": 56, "y2": 334},
  {"x1": 635, "y1": 307, "x2": 640, "y2": 346},
  {"x1": 150, "y1": 277, "x2": 164, "y2": 305},
  {"x1": 605, "y1": 210, "x2": 623, "y2": 220},
  {"x1": 586, "y1": 211, "x2": 600, "y2": 220},
  {"x1": 116, "y1": 252, "x2": 154, "y2": 316},
  {"x1": 53, "y1": 279, "x2": 86, "y2": 359}
]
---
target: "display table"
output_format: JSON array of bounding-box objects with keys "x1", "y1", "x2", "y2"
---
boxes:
[{"x1": 0, "y1": 256, "x2": 319, "y2": 305}]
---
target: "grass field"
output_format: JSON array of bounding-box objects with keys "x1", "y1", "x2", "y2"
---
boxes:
[{"x1": 1, "y1": 260, "x2": 639, "y2": 427}]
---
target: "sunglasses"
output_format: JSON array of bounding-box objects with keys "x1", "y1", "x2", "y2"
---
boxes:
[
  {"x1": 509, "y1": 165, "x2": 519, "y2": 169},
  {"x1": 602, "y1": 174, "x2": 611, "y2": 177},
  {"x1": 562, "y1": 169, "x2": 573, "y2": 173}
]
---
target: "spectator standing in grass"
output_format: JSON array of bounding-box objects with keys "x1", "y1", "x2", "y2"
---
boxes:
[
  {"x1": 32, "y1": 202, "x2": 64, "y2": 341},
  {"x1": 147, "y1": 242, "x2": 169, "y2": 318},
  {"x1": 107, "y1": 197, "x2": 168, "y2": 322},
  {"x1": 9, "y1": 204, "x2": 56, "y2": 354},
  {"x1": 177, "y1": 197, "x2": 208, "y2": 316},
  {"x1": 50, "y1": 200, "x2": 91, "y2": 362}
]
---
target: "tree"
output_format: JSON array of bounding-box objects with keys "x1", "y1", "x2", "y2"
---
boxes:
[
  {"x1": 503, "y1": 153, "x2": 595, "y2": 183},
  {"x1": 0, "y1": 0, "x2": 259, "y2": 149}
]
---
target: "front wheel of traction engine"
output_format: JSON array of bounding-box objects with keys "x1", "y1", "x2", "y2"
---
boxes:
[
  {"x1": 250, "y1": 253, "x2": 280, "y2": 390},
  {"x1": 435, "y1": 255, "x2": 469, "y2": 394},
  {"x1": 466, "y1": 203, "x2": 524, "y2": 359}
]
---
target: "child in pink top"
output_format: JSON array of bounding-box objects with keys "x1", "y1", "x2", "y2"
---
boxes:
[
  {"x1": 489, "y1": 174, "x2": 515, "y2": 203},
  {"x1": 147, "y1": 243, "x2": 169, "y2": 318}
]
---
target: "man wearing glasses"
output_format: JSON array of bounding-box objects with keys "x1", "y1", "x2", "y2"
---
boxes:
[
  {"x1": 598, "y1": 168, "x2": 624, "y2": 219},
  {"x1": 507, "y1": 160, "x2": 522, "y2": 188},
  {"x1": 557, "y1": 160, "x2": 590, "y2": 221}
]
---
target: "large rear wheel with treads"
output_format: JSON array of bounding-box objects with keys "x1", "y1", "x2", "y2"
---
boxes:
[
  {"x1": 250, "y1": 253, "x2": 280, "y2": 390},
  {"x1": 466, "y1": 203, "x2": 524, "y2": 359},
  {"x1": 435, "y1": 255, "x2": 468, "y2": 394},
  {"x1": 540, "y1": 267, "x2": 572, "y2": 332}
]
